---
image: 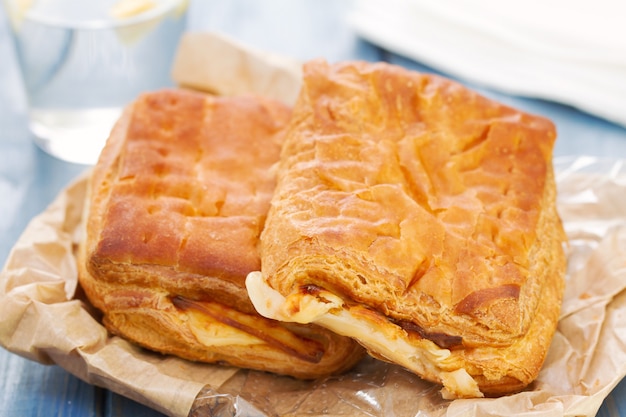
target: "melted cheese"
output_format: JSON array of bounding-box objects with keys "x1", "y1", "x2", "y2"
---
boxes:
[
  {"x1": 246, "y1": 271, "x2": 483, "y2": 399},
  {"x1": 186, "y1": 308, "x2": 265, "y2": 347}
]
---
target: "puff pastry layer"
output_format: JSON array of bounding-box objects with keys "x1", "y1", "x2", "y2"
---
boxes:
[
  {"x1": 246, "y1": 60, "x2": 567, "y2": 397},
  {"x1": 78, "y1": 88, "x2": 365, "y2": 379}
]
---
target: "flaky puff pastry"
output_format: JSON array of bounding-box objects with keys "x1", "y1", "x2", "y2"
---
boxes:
[
  {"x1": 246, "y1": 60, "x2": 567, "y2": 397},
  {"x1": 77, "y1": 88, "x2": 365, "y2": 379}
]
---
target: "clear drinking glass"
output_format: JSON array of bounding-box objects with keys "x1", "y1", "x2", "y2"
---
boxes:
[{"x1": 4, "y1": 0, "x2": 188, "y2": 164}]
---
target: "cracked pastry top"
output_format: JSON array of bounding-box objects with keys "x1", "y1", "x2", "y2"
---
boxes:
[
  {"x1": 246, "y1": 60, "x2": 567, "y2": 397},
  {"x1": 77, "y1": 88, "x2": 365, "y2": 379}
]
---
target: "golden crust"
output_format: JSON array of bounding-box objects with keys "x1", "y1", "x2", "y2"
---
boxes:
[
  {"x1": 78, "y1": 88, "x2": 364, "y2": 379},
  {"x1": 253, "y1": 60, "x2": 567, "y2": 395}
]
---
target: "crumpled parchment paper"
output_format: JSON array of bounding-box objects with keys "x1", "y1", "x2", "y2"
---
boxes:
[{"x1": 2, "y1": 32, "x2": 626, "y2": 417}]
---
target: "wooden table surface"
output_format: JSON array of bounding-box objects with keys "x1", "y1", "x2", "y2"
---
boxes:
[{"x1": 2, "y1": 1, "x2": 626, "y2": 416}]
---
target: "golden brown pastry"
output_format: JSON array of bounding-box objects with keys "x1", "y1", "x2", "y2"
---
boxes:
[
  {"x1": 246, "y1": 60, "x2": 567, "y2": 397},
  {"x1": 77, "y1": 88, "x2": 365, "y2": 379}
]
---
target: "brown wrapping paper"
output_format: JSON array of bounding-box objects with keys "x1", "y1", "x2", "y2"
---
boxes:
[
  {"x1": 2, "y1": 32, "x2": 626, "y2": 417},
  {"x1": 171, "y1": 31, "x2": 302, "y2": 105}
]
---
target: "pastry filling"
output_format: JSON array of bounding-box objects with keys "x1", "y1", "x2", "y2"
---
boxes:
[
  {"x1": 172, "y1": 295, "x2": 325, "y2": 362},
  {"x1": 246, "y1": 271, "x2": 484, "y2": 398},
  {"x1": 395, "y1": 320, "x2": 464, "y2": 350}
]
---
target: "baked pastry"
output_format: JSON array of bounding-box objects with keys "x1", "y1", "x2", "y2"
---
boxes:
[
  {"x1": 246, "y1": 60, "x2": 567, "y2": 397},
  {"x1": 77, "y1": 88, "x2": 364, "y2": 379}
]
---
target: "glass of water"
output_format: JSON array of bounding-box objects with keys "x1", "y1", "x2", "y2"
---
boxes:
[{"x1": 4, "y1": 0, "x2": 188, "y2": 165}]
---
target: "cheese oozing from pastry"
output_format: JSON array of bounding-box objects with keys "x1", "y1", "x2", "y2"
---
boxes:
[{"x1": 246, "y1": 271, "x2": 483, "y2": 399}]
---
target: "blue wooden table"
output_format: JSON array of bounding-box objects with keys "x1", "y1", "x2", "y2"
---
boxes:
[{"x1": 2, "y1": 1, "x2": 626, "y2": 416}]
